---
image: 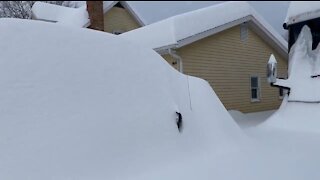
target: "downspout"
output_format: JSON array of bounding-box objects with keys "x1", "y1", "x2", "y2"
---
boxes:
[{"x1": 168, "y1": 48, "x2": 183, "y2": 73}]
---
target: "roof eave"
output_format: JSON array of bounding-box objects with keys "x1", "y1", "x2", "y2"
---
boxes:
[
  {"x1": 156, "y1": 15, "x2": 288, "y2": 59},
  {"x1": 120, "y1": 1, "x2": 145, "y2": 26}
]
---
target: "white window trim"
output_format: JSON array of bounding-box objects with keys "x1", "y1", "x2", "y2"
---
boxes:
[{"x1": 250, "y1": 75, "x2": 261, "y2": 102}]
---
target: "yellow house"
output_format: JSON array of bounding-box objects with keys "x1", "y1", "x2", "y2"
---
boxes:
[
  {"x1": 32, "y1": 1, "x2": 288, "y2": 113},
  {"x1": 120, "y1": 1, "x2": 288, "y2": 113}
]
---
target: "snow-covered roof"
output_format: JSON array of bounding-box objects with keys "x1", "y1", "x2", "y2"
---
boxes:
[
  {"x1": 63, "y1": 1, "x2": 145, "y2": 26},
  {"x1": 284, "y1": 1, "x2": 320, "y2": 28},
  {"x1": 31, "y1": 2, "x2": 89, "y2": 28},
  {"x1": 120, "y1": 1, "x2": 288, "y2": 57}
]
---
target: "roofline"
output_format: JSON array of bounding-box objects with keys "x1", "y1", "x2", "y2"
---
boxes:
[
  {"x1": 81, "y1": 1, "x2": 145, "y2": 28},
  {"x1": 120, "y1": 1, "x2": 145, "y2": 26},
  {"x1": 102, "y1": 1, "x2": 145, "y2": 26},
  {"x1": 249, "y1": 16, "x2": 288, "y2": 58},
  {"x1": 156, "y1": 15, "x2": 288, "y2": 59},
  {"x1": 102, "y1": 1, "x2": 119, "y2": 13}
]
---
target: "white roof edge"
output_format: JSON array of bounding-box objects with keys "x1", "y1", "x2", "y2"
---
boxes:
[
  {"x1": 102, "y1": 1, "x2": 119, "y2": 13},
  {"x1": 249, "y1": 17, "x2": 288, "y2": 58},
  {"x1": 120, "y1": 1, "x2": 145, "y2": 26},
  {"x1": 156, "y1": 15, "x2": 288, "y2": 58},
  {"x1": 176, "y1": 16, "x2": 251, "y2": 49},
  {"x1": 284, "y1": 2, "x2": 320, "y2": 28},
  {"x1": 101, "y1": 1, "x2": 145, "y2": 26}
]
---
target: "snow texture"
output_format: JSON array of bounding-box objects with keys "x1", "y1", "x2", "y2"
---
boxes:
[
  {"x1": 284, "y1": 1, "x2": 320, "y2": 26},
  {"x1": 63, "y1": 1, "x2": 116, "y2": 11},
  {"x1": 120, "y1": 1, "x2": 287, "y2": 50},
  {"x1": 0, "y1": 18, "x2": 244, "y2": 180},
  {"x1": 32, "y1": 1, "x2": 89, "y2": 28},
  {"x1": 262, "y1": 25, "x2": 320, "y2": 133},
  {"x1": 275, "y1": 25, "x2": 320, "y2": 102},
  {"x1": 2, "y1": 18, "x2": 320, "y2": 180}
]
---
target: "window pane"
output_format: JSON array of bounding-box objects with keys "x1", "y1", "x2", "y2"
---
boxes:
[
  {"x1": 251, "y1": 89, "x2": 258, "y2": 99},
  {"x1": 251, "y1": 77, "x2": 258, "y2": 88}
]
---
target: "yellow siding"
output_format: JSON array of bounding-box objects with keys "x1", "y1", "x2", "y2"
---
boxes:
[
  {"x1": 165, "y1": 25, "x2": 287, "y2": 113},
  {"x1": 103, "y1": 7, "x2": 141, "y2": 33},
  {"x1": 162, "y1": 54, "x2": 179, "y2": 70}
]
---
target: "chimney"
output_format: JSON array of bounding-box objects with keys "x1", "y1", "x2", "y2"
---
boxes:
[{"x1": 86, "y1": 1, "x2": 104, "y2": 31}]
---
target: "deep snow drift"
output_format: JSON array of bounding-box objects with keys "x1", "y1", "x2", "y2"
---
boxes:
[
  {"x1": 264, "y1": 26, "x2": 320, "y2": 133},
  {"x1": 0, "y1": 18, "x2": 244, "y2": 179},
  {"x1": 2, "y1": 19, "x2": 320, "y2": 180}
]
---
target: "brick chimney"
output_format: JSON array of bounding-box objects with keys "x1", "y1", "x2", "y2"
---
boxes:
[{"x1": 86, "y1": 1, "x2": 104, "y2": 31}]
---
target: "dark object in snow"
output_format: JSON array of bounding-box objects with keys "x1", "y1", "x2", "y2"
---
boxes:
[{"x1": 176, "y1": 112, "x2": 183, "y2": 132}]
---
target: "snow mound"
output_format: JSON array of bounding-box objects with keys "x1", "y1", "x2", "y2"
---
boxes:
[
  {"x1": 0, "y1": 18, "x2": 243, "y2": 179},
  {"x1": 263, "y1": 26, "x2": 320, "y2": 132},
  {"x1": 275, "y1": 25, "x2": 320, "y2": 102}
]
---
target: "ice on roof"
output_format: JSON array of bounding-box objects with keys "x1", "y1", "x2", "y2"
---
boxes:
[
  {"x1": 32, "y1": 1, "x2": 89, "y2": 28},
  {"x1": 121, "y1": 1, "x2": 287, "y2": 52},
  {"x1": 284, "y1": 1, "x2": 320, "y2": 27}
]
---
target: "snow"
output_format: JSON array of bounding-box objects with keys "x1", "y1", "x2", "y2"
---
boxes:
[
  {"x1": 0, "y1": 18, "x2": 244, "y2": 179},
  {"x1": 259, "y1": 96, "x2": 320, "y2": 133},
  {"x1": 32, "y1": 1, "x2": 89, "y2": 27},
  {"x1": 120, "y1": 1, "x2": 287, "y2": 51},
  {"x1": 284, "y1": 1, "x2": 320, "y2": 27},
  {"x1": 62, "y1": 1, "x2": 116, "y2": 11},
  {"x1": 268, "y1": 54, "x2": 277, "y2": 64},
  {"x1": 2, "y1": 18, "x2": 320, "y2": 180},
  {"x1": 229, "y1": 110, "x2": 275, "y2": 128},
  {"x1": 258, "y1": 26, "x2": 320, "y2": 133},
  {"x1": 274, "y1": 25, "x2": 320, "y2": 102}
]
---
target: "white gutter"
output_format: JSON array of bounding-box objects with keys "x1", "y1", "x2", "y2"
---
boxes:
[{"x1": 168, "y1": 49, "x2": 183, "y2": 73}]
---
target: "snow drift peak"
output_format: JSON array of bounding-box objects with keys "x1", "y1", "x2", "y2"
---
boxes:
[{"x1": 275, "y1": 25, "x2": 320, "y2": 102}]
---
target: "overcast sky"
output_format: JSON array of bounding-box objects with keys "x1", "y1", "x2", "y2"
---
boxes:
[{"x1": 129, "y1": 1, "x2": 290, "y2": 37}]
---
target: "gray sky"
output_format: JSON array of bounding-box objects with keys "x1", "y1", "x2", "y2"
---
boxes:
[{"x1": 129, "y1": 1, "x2": 290, "y2": 37}]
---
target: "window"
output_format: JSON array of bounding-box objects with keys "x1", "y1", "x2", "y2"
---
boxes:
[
  {"x1": 250, "y1": 76, "x2": 260, "y2": 102},
  {"x1": 240, "y1": 22, "x2": 248, "y2": 42}
]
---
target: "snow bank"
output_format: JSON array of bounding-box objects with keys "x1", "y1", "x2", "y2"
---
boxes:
[
  {"x1": 284, "y1": 1, "x2": 320, "y2": 27},
  {"x1": 120, "y1": 1, "x2": 287, "y2": 50},
  {"x1": 262, "y1": 26, "x2": 320, "y2": 132},
  {"x1": 2, "y1": 17, "x2": 320, "y2": 180},
  {"x1": 0, "y1": 18, "x2": 244, "y2": 180},
  {"x1": 261, "y1": 96, "x2": 320, "y2": 133},
  {"x1": 275, "y1": 25, "x2": 320, "y2": 102},
  {"x1": 32, "y1": 1, "x2": 89, "y2": 27}
]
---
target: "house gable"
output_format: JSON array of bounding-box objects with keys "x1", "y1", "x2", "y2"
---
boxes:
[
  {"x1": 103, "y1": 5, "x2": 141, "y2": 34},
  {"x1": 162, "y1": 25, "x2": 288, "y2": 113}
]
